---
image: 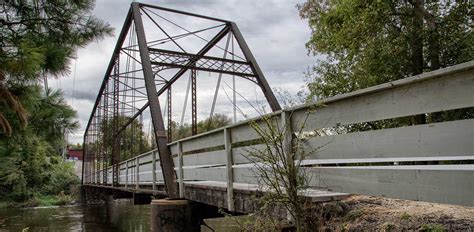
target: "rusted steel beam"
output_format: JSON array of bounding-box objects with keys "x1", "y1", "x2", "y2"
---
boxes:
[{"x1": 131, "y1": 2, "x2": 179, "y2": 198}]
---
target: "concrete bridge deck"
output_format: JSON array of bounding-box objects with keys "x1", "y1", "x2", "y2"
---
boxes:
[{"x1": 84, "y1": 181, "x2": 349, "y2": 213}]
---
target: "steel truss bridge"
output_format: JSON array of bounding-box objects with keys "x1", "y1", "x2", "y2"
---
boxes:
[{"x1": 83, "y1": 2, "x2": 474, "y2": 212}]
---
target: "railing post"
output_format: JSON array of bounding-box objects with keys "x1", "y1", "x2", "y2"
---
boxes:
[
  {"x1": 125, "y1": 160, "x2": 129, "y2": 188},
  {"x1": 224, "y1": 128, "x2": 234, "y2": 211},
  {"x1": 152, "y1": 151, "x2": 157, "y2": 190},
  {"x1": 136, "y1": 157, "x2": 139, "y2": 189},
  {"x1": 281, "y1": 110, "x2": 293, "y2": 159},
  {"x1": 178, "y1": 142, "x2": 184, "y2": 198}
]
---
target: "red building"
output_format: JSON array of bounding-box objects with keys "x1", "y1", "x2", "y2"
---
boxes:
[{"x1": 67, "y1": 148, "x2": 83, "y2": 161}]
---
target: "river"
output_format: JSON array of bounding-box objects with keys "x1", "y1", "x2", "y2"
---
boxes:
[{"x1": 0, "y1": 202, "x2": 242, "y2": 231}]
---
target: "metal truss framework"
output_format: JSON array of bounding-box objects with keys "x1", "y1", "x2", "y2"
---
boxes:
[{"x1": 82, "y1": 2, "x2": 281, "y2": 198}]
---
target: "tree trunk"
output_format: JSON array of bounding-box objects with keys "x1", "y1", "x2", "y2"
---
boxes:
[
  {"x1": 411, "y1": 0, "x2": 426, "y2": 125},
  {"x1": 426, "y1": 9, "x2": 441, "y2": 165},
  {"x1": 426, "y1": 7, "x2": 443, "y2": 124}
]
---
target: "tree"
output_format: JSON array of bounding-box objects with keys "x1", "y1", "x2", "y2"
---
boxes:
[
  {"x1": 30, "y1": 88, "x2": 79, "y2": 153},
  {"x1": 245, "y1": 113, "x2": 313, "y2": 231},
  {"x1": 171, "y1": 114, "x2": 232, "y2": 140},
  {"x1": 0, "y1": 0, "x2": 111, "y2": 204},
  {"x1": 69, "y1": 143, "x2": 83, "y2": 150},
  {"x1": 108, "y1": 116, "x2": 150, "y2": 161},
  {"x1": 0, "y1": 0, "x2": 113, "y2": 136},
  {"x1": 299, "y1": 1, "x2": 473, "y2": 99},
  {"x1": 0, "y1": 86, "x2": 80, "y2": 201}
]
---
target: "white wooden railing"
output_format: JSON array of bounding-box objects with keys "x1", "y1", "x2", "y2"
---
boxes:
[{"x1": 86, "y1": 61, "x2": 474, "y2": 207}]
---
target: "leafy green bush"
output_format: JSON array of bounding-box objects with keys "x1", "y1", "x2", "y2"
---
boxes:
[
  {"x1": 43, "y1": 157, "x2": 80, "y2": 195},
  {"x1": 0, "y1": 88, "x2": 80, "y2": 205},
  {"x1": 55, "y1": 191, "x2": 74, "y2": 206}
]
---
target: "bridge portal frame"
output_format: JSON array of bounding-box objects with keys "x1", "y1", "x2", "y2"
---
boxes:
[{"x1": 83, "y1": 2, "x2": 282, "y2": 199}]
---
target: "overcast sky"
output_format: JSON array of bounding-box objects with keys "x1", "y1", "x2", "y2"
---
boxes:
[{"x1": 51, "y1": 0, "x2": 318, "y2": 144}]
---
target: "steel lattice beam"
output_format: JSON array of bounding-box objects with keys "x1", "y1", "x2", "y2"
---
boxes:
[{"x1": 148, "y1": 48, "x2": 257, "y2": 81}]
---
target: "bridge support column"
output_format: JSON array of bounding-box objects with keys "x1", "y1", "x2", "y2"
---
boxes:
[{"x1": 150, "y1": 199, "x2": 200, "y2": 232}]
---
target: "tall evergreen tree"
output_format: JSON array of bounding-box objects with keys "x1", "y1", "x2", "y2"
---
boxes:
[
  {"x1": 0, "y1": 0, "x2": 113, "y2": 136},
  {"x1": 0, "y1": 0, "x2": 112, "y2": 203}
]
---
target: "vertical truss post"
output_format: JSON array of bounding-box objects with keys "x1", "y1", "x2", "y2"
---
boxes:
[
  {"x1": 103, "y1": 82, "x2": 108, "y2": 185},
  {"x1": 87, "y1": 145, "x2": 90, "y2": 183},
  {"x1": 96, "y1": 109, "x2": 101, "y2": 184},
  {"x1": 132, "y1": 2, "x2": 178, "y2": 198},
  {"x1": 167, "y1": 86, "x2": 172, "y2": 142},
  {"x1": 87, "y1": 141, "x2": 90, "y2": 183},
  {"x1": 112, "y1": 58, "x2": 121, "y2": 186},
  {"x1": 84, "y1": 141, "x2": 86, "y2": 183},
  {"x1": 191, "y1": 69, "x2": 197, "y2": 135},
  {"x1": 81, "y1": 136, "x2": 86, "y2": 184}
]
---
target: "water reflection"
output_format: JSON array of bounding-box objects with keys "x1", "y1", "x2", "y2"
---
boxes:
[
  {"x1": 0, "y1": 201, "x2": 150, "y2": 232},
  {"x1": 0, "y1": 202, "x2": 246, "y2": 231}
]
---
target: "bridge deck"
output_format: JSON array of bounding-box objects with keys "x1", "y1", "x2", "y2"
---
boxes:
[{"x1": 84, "y1": 181, "x2": 349, "y2": 213}]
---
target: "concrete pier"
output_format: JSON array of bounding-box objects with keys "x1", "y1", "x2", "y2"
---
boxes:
[{"x1": 150, "y1": 199, "x2": 200, "y2": 232}]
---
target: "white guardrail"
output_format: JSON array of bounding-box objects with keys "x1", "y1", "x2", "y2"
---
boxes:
[{"x1": 87, "y1": 61, "x2": 474, "y2": 207}]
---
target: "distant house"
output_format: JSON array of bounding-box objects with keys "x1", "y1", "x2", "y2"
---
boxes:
[{"x1": 67, "y1": 148, "x2": 83, "y2": 161}]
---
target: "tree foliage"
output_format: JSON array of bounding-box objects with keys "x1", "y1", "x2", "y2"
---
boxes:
[
  {"x1": 171, "y1": 114, "x2": 232, "y2": 140},
  {"x1": 0, "y1": 0, "x2": 112, "y2": 203},
  {"x1": 299, "y1": 0, "x2": 473, "y2": 99},
  {"x1": 245, "y1": 113, "x2": 313, "y2": 231},
  {"x1": 0, "y1": 0, "x2": 113, "y2": 136},
  {"x1": 92, "y1": 116, "x2": 150, "y2": 162},
  {"x1": 0, "y1": 86, "x2": 80, "y2": 201}
]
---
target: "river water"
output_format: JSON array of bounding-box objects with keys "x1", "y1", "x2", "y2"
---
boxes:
[{"x1": 0, "y1": 202, "x2": 242, "y2": 231}]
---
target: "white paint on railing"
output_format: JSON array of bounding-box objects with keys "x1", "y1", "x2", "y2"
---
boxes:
[{"x1": 87, "y1": 62, "x2": 474, "y2": 207}]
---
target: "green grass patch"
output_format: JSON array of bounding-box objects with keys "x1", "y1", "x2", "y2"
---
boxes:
[
  {"x1": 0, "y1": 192, "x2": 75, "y2": 208},
  {"x1": 420, "y1": 224, "x2": 445, "y2": 232},
  {"x1": 37, "y1": 195, "x2": 59, "y2": 206},
  {"x1": 384, "y1": 223, "x2": 395, "y2": 231},
  {"x1": 400, "y1": 212, "x2": 411, "y2": 220},
  {"x1": 344, "y1": 209, "x2": 364, "y2": 221}
]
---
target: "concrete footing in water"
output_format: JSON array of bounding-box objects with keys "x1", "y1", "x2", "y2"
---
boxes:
[{"x1": 150, "y1": 199, "x2": 200, "y2": 232}]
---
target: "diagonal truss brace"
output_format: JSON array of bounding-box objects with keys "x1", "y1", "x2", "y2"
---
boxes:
[{"x1": 132, "y1": 2, "x2": 179, "y2": 198}]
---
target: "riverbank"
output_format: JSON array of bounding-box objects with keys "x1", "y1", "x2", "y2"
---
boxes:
[
  {"x1": 317, "y1": 195, "x2": 474, "y2": 231},
  {"x1": 0, "y1": 192, "x2": 76, "y2": 209}
]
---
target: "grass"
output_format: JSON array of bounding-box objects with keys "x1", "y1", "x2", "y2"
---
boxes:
[
  {"x1": 420, "y1": 224, "x2": 445, "y2": 232},
  {"x1": 400, "y1": 212, "x2": 411, "y2": 220},
  {"x1": 345, "y1": 209, "x2": 364, "y2": 221},
  {"x1": 0, "y1": 193, "x2": 75, "y2": 209},
  {"x1": 37, "y1": 195, "x2": 59, "y2": 206},
  {"x1": 384, "y1": 223, "x2": 395, "y2": 231}
]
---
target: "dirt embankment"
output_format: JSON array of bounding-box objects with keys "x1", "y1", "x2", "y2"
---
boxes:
[{"x1": 316, "y1": 195, "x2": 474, "y2": 231}]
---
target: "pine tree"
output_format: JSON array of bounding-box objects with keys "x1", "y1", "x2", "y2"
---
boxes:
[{"x1": 0, "y1": 0, "x2": 113, "y2": 136}]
